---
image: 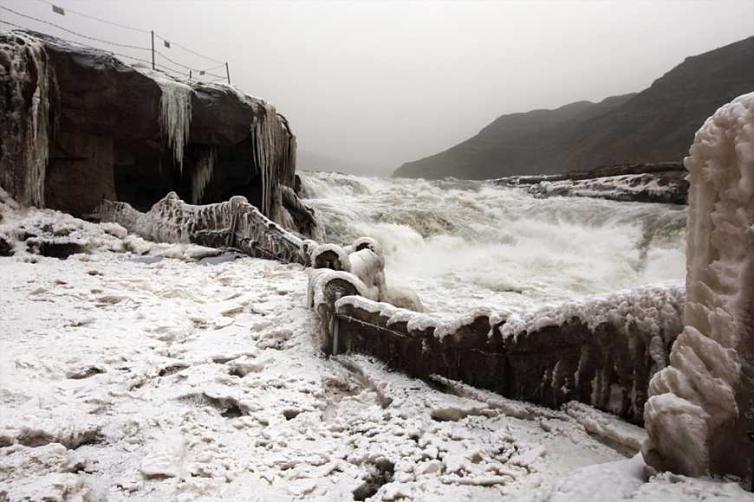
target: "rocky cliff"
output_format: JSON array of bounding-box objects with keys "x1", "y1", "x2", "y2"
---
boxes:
[
  {"x1": 395, "y1": 35, "x2": 754, "y2": 179},
  {"x1": 0, "y1": 30, "x2": 315, "y2": 237}
]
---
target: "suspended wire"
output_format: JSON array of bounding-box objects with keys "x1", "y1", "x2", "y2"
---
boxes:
[
  {"x1": 1, "y1": 18, "x2": 183, "y2": 81},
  {"x1": 154, "y1": 33, "x2": 224, "y2": 65},
  {"x1": 197, "y1": 62, "x2": 227, "y2": 74},
  {"x1": 0, "y1": 2, "x2": 229, "y2": 83},
  {"x1": 26, "y1": 0, "x2": 225, "y2": 65},
  {"x1": 28, "y1": 0, "x2": 150, "y2": 34},
  {"x1": 0, "y1": 4, "x2": 152, "y2": 51},
  {"x1": 0, "y1": 18, "x2": 24, "y2": 30},
  {"x1": 156, "y1": 50, "x2": 193, "y2": 71}
]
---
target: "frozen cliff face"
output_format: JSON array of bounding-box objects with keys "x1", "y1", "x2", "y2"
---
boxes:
[
  {"x1": 643, "y1": 92, "x2": 754, "y2": 481},
  {"x1": 0, "y1": 32, "x2": 54, "y2": 208},
  {"x1": 0, "y1": 30, "x2": 315, "y2": 237}
]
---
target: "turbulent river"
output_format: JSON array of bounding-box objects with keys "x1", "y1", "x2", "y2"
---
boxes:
[{"x1": 301, "y1": 171, "x2": 687, "y2": 314}]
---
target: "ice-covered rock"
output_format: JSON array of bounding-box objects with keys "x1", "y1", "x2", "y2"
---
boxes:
[
  {"x1": 331, "y1": 284, "x2": 683, "y2": 422},
  {"x1": 643, "y1": 91, "x2": 754, "y2": 482},
  {"x1": 0, "y1": 30, "x2": 317, "y2": 237},
  {"x1": 98, "y1": 192, "x2": 307, "y2": 264}
]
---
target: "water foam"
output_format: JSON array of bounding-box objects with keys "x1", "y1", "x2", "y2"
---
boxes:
[{"x1": 301, "y1": 171, "x2": 686, "y2": 314}]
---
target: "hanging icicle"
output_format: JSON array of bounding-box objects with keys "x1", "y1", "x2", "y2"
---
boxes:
[
  {"x1": 249, "y1": 102, "x2": 296, "y2": 219},
  {"x1": 192, "y1": 147, "x2": 216, "y2": 204},
  {"x1": 155, "y1": 77, "x2": 192, "y2": 172}
]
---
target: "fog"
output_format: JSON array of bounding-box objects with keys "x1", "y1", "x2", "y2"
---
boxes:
[{"x1": 3, "y1": 0, "x2": 754, "y2": 174}]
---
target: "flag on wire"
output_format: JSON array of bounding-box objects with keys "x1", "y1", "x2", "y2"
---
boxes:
[
  {"x1": 163, "y1": 40, "x2": 171, "y2": 48},
  {"x1": 52, "y1": 5, "x2": 65, "y2": 15}
]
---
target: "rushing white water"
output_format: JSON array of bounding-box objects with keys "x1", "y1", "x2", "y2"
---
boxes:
[{"x1": 301, "y1": 171, "x2": 687, "y2": 314}]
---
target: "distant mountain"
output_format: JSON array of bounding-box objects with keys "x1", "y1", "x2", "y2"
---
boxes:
[
  {"x1": 395, "y1": 35, "x2": 754, "y2": 179},
  {"x1": 298, "y1": 150, "x2": 389, "y2": 176}
]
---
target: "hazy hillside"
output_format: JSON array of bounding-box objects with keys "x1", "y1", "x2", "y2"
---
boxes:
[{"x1": 395, "y1": 35, "x2": 754, "y2": 179}]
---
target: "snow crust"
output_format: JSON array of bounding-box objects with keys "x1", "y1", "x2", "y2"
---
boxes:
[
  {"x1": 1, "y1": 202, "x2": 749, "y2": 500},
  {"x1": 500, "y1": 285, "x2": 684, "y2": 340},
  {"x1": 643, "y1": 91, "x2": 754, "y2": 478},
  {"x1": 336, "y1": 283, "x2": 682, "y2": 344}
]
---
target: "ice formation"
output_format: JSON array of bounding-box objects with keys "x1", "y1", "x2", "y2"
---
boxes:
[
  {"x1": 250, "y1": 105, "x2": 297, "y2": 218},
  {"x1": 155, "y1": 77, "x2": 192, "y2": 172},
  {"x1": 98, "y1": 192, "x2": 307, "y2": 264},
  {"x1": 192, "y1": 147, "x2": 216, "y2": 204},
  {"x1": 643, "y1": 92, "x2": 754, "y2": 481},
  {"x1": 0, "y1": 33, "x2": 53, "y2": 207}
]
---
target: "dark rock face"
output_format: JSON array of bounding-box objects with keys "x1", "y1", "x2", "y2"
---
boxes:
[
  {"x1": 0, "y1": 30, "x2": 311, "y2": 236},
  {"x1": 395, "y1": 36, "x2": 754, "y2": 179},
  {"x1": 0, "y1": 234, "x2": 13, "y2": 256}
]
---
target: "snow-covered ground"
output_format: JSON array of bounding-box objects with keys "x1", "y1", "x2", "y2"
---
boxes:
[{"x1": 1, "y1": 195, "x2": 751, "y2": 500}]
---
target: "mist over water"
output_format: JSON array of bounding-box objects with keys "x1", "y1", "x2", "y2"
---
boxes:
[{"x1": 301, "y1": 171, "x2": 687, "y2": 314}]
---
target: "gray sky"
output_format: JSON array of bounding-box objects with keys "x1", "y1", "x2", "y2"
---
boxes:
[{"x1": 4, "y1": 0, "x2": 754, "y2": 174}]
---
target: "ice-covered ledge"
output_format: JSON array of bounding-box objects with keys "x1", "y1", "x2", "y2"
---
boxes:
[
  {"x1": 305, "y1": 232, "x2": 685, "y2": 423},
  {"x1": 329, "y1": 286, "x2": 683, "y2": 424},
  {"x1": 98, "y1": 193, "x2": 310, "y2": 265},
  {"x1": 642, "y1": 92, "x2": 754, "y2": 483}
]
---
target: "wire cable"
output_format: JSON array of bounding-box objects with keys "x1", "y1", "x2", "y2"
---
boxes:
[
  {"x1": 28, "y1": 0, "x2": 150, "y2": 34},
  {"x1": 154, "y1": 33, "x2": 224, "y2": 64},
  {"x1": 28, "y1": 0, "x2": 225, "y2": 65},
  {"x1": 0, "y1": 4, "x2": 152, "y2": 52},
  {"x1": 0, "y1": 3, "x2": 229, "y2": 83}
]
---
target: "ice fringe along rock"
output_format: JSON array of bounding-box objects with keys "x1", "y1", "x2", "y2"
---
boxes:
[
  {"x1": 155, "y1": 76, "x2": 192, "y2": 173},
  {"x1": 643, "y1": 91, "x2": 754, "y2": 483},
  {"x1": 0, "y1": 32, "x2": 54, "y2": 207},
  {"x1": 320, "y1": 284, "x2": 683, "y2": 423},
  {"x1": 98, "y1": 192, "x2": 308, "y2": 264},
  {"x1": 251, "y1": 104, "x2": 297, "y2": 219},
  {"x1": 192, "y1": 147, "x2": 216, "y2": 204}
]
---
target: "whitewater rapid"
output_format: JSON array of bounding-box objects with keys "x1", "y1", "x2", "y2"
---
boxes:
[{"x1": 301, "y1": 171, "x2": 687, "y2": 314}]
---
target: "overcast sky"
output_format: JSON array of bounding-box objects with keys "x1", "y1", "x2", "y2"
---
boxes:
[{"x1": 4, "y1": 0, "x2": 754, "y2": 174}]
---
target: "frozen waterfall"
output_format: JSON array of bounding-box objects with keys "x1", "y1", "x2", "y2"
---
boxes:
[
  {"x1": 192, "y1": 147, "x2": 216, "y2": 204},
  {"x1": 0, "y1": 33, "x2": 52, "y2": 207},
  {"x1": 156, "y1": 77, "x2": 192, "y2": 172}
]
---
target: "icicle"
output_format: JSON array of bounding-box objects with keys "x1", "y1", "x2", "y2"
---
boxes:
[
  {"x1": 248, "y1": 102, "x2": 296, "y2": 219},
  {"x1": 192, "y1": 147, "x2": 216, "y2": 204},
  {"x1": 155, "y1": 78, "x2": 192, "y2": 172}
]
